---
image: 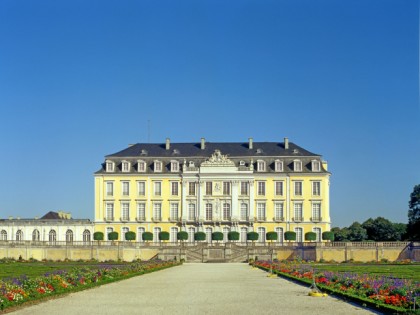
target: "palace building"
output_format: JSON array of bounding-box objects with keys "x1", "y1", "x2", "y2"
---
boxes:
[{"x1": 94, "y1": 138, "x2": 331, "y2": 243}]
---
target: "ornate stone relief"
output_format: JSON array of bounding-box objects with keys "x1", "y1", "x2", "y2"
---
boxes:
[{"x1": 201, "y1": 150, "x2": 235, "y2": 167}]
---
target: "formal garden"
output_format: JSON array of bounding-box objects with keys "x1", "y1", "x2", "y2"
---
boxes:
[
  {"x1": 0, "y1": 258, "x2": 181, "y2": 311},
  {"x1": 252, "y1": 259, "x2": 420, "y2": 314}
]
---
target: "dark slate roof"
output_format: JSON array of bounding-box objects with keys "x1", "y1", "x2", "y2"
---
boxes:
[
  {"x1": 105, "y1": 141, "x2": 319, "y2": 158},
  {"x1": 40, "y1": 211, "x2": 70, "y2": 220}
]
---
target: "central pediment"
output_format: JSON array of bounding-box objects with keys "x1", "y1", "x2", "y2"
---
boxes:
[{"x1": 201, "y1": 150, "x2": 235, "y2": 167}]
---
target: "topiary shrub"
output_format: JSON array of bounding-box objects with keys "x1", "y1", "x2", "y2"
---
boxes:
[
  {"x1": 228, "y1": 231, "x2": 240, "y2": 241},
  {"x1": 266, "y1": 231, "x2": 278, "y2": 242},
  {"x1": 305, "y1": 231, "x2": 317, "y2": 242},
  {"x1": 212, "y1": 232, "x2": 223, "y2": 242},
  {"x1": 177, "y1": 231, "x2": 188, "y2": 241},
  {"x1": 247, "y1": 232, "x2": 259, "y2": 242},
  {"x1": 142, "y1": 231, "x2": 153, "y2": 242},
  {"x1": 194, "y1": 232, "x2": 206, "y2": 241},
  {"x1": 108, "y1": 231, "x2": 119, "y2": 241},
  {"x1": 93, "y1": 232, "x2": 104, "y2": 241},
  {"x1": 322, "y1": 231, "x2": 334, "y2": 241},
  {"x1": 159, "y1": 231, "x2": 170, "y2": 241},
  {"x1": 284, "y1": 231, "x2": 296, "y2": 241},
  {"x1": 125, "y1": 231, "x2": 136, "y2": 241}
]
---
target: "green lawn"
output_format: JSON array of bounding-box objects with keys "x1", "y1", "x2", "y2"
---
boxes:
[
  {"x1": 308, "y1": 263, "x2": 420, "y2": 282},
  {"x1": 0, "y1": 261, "x2": 126, "y2": 280}
]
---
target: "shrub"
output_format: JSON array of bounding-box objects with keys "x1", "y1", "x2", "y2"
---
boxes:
[
  {"x1": 284, "y1": 231, "x2": 296, "y2": 241},
  {"x1": 266, "y1": 231, "x2": 278, "y2": 242},
  {"x1": 305, "y1": 232, "x2": 317, "y2": 241},
  {"x1": 322, "y1": 231, "x2": 335, "y2": 241},
  {"x1": 177, "y1": 231, "x2": 188, "y2": 241},
  {"x1": 159, "y1": 231, "x2": 170, "y2": 241},
  {"x1": 194, "y1": 232, "x2": 206, "y2": 241},
  {"x1": 125, "y1": 231, "x2": 136, "y2": 241},
  {"x1": 212, "y1": 232, "x2": 224, "y2": 242},
  {"x1": 108, "y1": 231, "x2": 119, "y2": 241},
  {"x1": 228, "y1": 231, "x2": 240, "y2": 241},
  {"x1": 247, "y1": 232, "x2": 259, "y2": 242},
  {"x1": 142, "y1": 232, "x2": 153, "y2": 241},
  {"x1": 93, "y1": 232, "x2": 104, "y2": 241}
]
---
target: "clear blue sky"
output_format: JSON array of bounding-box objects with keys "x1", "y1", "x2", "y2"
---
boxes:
[{"x1": 0, "y1": 0, "x2": 418, "y2": 227}]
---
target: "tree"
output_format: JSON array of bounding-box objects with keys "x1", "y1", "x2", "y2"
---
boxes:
[
  {"x1": 177, "y1": 231, "x2": 188, "y2": 242},
  {"x1": 93, "y1": 232, "x2": 104, "y2": 241},
  {"x1": 108, "y1": 231, "x2": 118, "y2": 241},
  {"x1": 362, "y1": 217, "x2": 401, "y2": 241},
  {"x1": 347, "y1": 222, "x2": 367, "y2": 241},
  {"x1": 266, "y1": 231, "x2": 278, "y2": 242},
  {"x1": 228, "y1": 231, "x2": 240, "y2": 241},
  {"x1": 247, "y1": 232, "x2": 259, "y2": 242},
  {"x1": 142, "y1": 232, "x2": 153, "y2": 242},
  {"x1": 194, "y1": 232, "x2": 206, "y2": 241},
  {"x1": 284, "y1": 231, "x2": 296, "y2": 242},
  {"x1": 159, "y1": 231, "x2": 170, "y2": 241},
  {"x1": 305, "y1": 232, "x2": 316, "y2": 242},
  {"x1": 407, "y1": 184, "x2": 420, "y2": 240},
  {"x1": 322, "y1": 231, "x2": 334, "y2": 241},
  {"x1": 331, "y1": 227, "x2": 349, "y2": 241},
  {"x1": 393, "y1": 223, "x2": 407, "y2": 241},
  {"x1": 125, "y1": 231, "x2": 136, "y2": 241},
  {"x1": 212, "y1": 232, "x2": 223, "y2": 242}
]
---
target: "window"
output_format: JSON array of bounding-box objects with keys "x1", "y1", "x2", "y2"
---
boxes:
[
  {"x1": 137, "y1": 160, "x2": 146, "y2": 172},
  {"x1": 171, "y1": 161, "x2": 179, "y2": 172},
  {"x1": 275, "y1": 160, "x2": 283, "y2": 172},
  {"x1": 295, "y1": 227, "x2": 303, "y2": 242},
  {"x1": 106, "y1": 182, "x2": 114, "y2": 196},
  {"x1": 188, "y1": 227, "x2": 195, "y2": 243},
  {"x1": 0, "y1": 230, "x2": 7, "y2": 241},
  {"x1": 312, "y1": 181, "x2": 321, "y2": 196},
  {"x1": 137, "y1": 203, "x2": 146, "y2": 221},
  {"x1": 137, "y1": 181, "x2": 145, "y2": 196},
  {"x1": 16, "y1": 230, "x2": 23, "y2": 241},
  {"x1": 223, "y1": 227, "x2": 230, "y2": 243},
  {"x1": 240, "y1": 227, "x2": 248, "y2": 243},
  {"x1": 122, "y1": 181, "x2": 129, "y2": 196},
  {"x1": 206, "y1": 203, "x2": 213, "y2": 221},
  {"x1": 240, "y1": 203, "x2": 248, "y2": 221},
  {"x1": 312, "y1": 160, "x2": 321, "y2": 172},
  {"x1": 188, "y1": 182, "x2": 196, "y2": 196},
  {"x1": 188, "y1": 204, "x2": 196, "y2": 221},
  {"x1": 257, "y1": 181, "x2": 266, "y2": 196},
  {"x1": 153, "y1": 227, "x2": 161, "y2": 242},
  {"x1": 294, "y1": 160, "x2": 302, "y2": 172},
  {"x1": 257, "y1": 160, "x2": 266, "y2": 172},
  {"x1": 66, "y1": 230, "x2": 74, "y2": 244},
  {"x1": 154, "y1": 161, "x2": 162, "y2": 172},
  {"x1": 106, "y1": 203, "x2": 114, "y2": 221},
  {"x1": 49, "y1": 230, "x2": 57, "y2": 243},
  {"x1": 275, "y1": 227, "x2": 284, "y2": 243},
  {"x1": 312, "y1": 203, "x2": 321, "y2": 221},
  {"x1": 171, "y1": 182, "x2": 179, "y2": 196},
  {"x1": 122, "y1": 161, "x2": 130, "y2": 172},
  {"x1": 294, "y1": 203, "x2": 303, "y2": 221},
  {"x1": 274, "y1": 203, "x2": 284, "y2": 221},
  {"x1": 154, "y1": 181, "x2": 162, "y2": 196},
  {"x1": 257, "y1": 227, "x2": 266, "y2": 243},
  {"x1": 206, "y1": 182, "x2": 212, "y2": 195},
  {"x1": 32, "y1": 229, "x2": 40, "y2": 241},
  {"x1": 206, "y1": 227, "x2": 212, "y2": 243},
  {"x1": 106, "y1": 160, "x2": 114, "y2": 172},
  {"x1": 121, "y1": 202, "x2": 130, "y2": 221},
  {"x1": 106, "y1": 227, "x2": 113, "y2": 241},
  {"x1": 274, "y1": 181, "x2": 283, "y2": 196},
  {"x1": 240, "y1": 182, "x2": 249, "y2": 196},
  {"x1": 294, "y1": 181, "x2": 303, "y2": 196},
  {"x1": 313, "y1": 227, "x2": 322, "y2": 242},
  {"x1": 170, "y1": 203, "x2": 179, "y2": 221},
  {"x1": 138, "y1": 227, "x2": 145, "y2": 242},
  {"x1": 122, "y1": 227, "x2": 129, "y2": 240},
  {"x1": 170, "y1": 227, "x2": 178, "y2": 242},
  {"x1": 223, "y1": 203, "x2": 231, "y2": 220},
  {"x1": 153, "y1": 203, "x2": 162, "y2": 221},
  {"x1": 223, "y1": 182, "x2": 231, "y2": 195},
  {"x1": 83, "y1": 230, "x2": 91, "y2": 243},
  {"x1": 257, "y1": 203, "x2": 266, "y2": 220}
]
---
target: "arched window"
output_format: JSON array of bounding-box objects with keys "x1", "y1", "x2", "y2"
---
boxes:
[
  {"x1": 1, "y1": 230, "x2": 7, "y2": 241},
  {"x1": 83, "y1": 230, "x2": 91, "y2": 243},
  {"x1": 32, "y1": 229, "x2": 40, "y2": 241},
  {"x1": 66, "y1": 229, "x2": 74, "y2": 244},
  {"x1": 16, "y1": 230, "x2": 24, "y2": 241},
  {"x1": 49, "y1": 230, "x2": 57, "y2": 244}
]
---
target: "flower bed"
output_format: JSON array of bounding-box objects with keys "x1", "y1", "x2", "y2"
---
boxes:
[
  {"x1": 0, "y1": 260, "x2": 180, "y2": 311},
  {"x1": 253, "y1": 260, "x2": 420, "y2": 314}
]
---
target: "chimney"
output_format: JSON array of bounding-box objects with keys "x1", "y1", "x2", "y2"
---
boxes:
[
  {"x1": 248, "y1": 137, "x2": 253, "y2": 149},
  {"x1": 284, "y1": 137, "x2": 289, "y2": 150},
  {"x1": 165, "y1": 138, "x2": 170, "y2": 150},
  {"x1": 201, "y1": 137, "x2": 206, "y2": 150}
]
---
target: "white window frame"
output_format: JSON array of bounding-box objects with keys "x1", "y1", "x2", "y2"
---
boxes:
[
  {"x1": 170, "y1": 160, "x2": 179, "y2": 172},
  {"x1": 154, "y1": 181, "x2": 162, "y2": 196},
  {"x1": 188, "y1": 182, "x2": 196, "y2": 196},
  {"x1": 223, "y1": 182, "x2": 231, "y2": 195},
  {"x1": 275, "y1": 227, "x2": 284, "y2": 243},
  {"x1": 294, "y1": 160, "x2": 302, "y2": 172},
  {"x1": 122, "y1": 181, "x2": 130, "y2": 196},
  {"x1": 171, "y1": 182, "x2": 179, "y2": 196},
  {"x1": 312, "y1": 181, "x2": 321, "y2": 196},
  {"x1": 295, "y1": 227, "x2": 303, "y2": 242},
  {"x1": 257, "y1": 203, "x2": 266, "y2": 220},
  {"x1": 240, "y1": 203, "x2": 248, "y2": 221},
  {"x1": 188, "y1": 227, "x2": 195, "y2": 243},
  {"x1": 170, "y1": 227, "x2": 178, "y2": 242},
  {"x1": 223, "y1": 203, "x2": 231, "y2": 220},
  {"x1": 106, "y1": 160, "x2": 115, "y2": 172},
  {"x1": 137, "y1": 181, "x2": 146, "y2": 196},
  {"x1": 106, "y1": 227, "x2": 113, "y2": 241},
  {"x1": 206, "y1": 227, "x2": 213, "y2": 243},
  {"x1": 206, "y1": 182, "x2": 212, "y2": 195},
  {"x1": 294, "y1": 181, "x2": 303, "y2": 196},
  {"x1": 257, "y1": 227, "x2": 266, "y2": 243},
  {"x1": 274, "y1": 181, "x2": 283, "y2": 196},
  {"x1": 274, "y1": 202, "x2": 284, "y2": 220},
  {"x1": 293, "y1": 202, "x2": 303, "y2": 221},
  {"x1": 121, "y1": 202, "x2": 130, "y2": 221},
  {"x1": 240, "y1": 181, "x2": 249, "y2": 196},
  {"x1": 170, "y1": 203, "x2": 179, "y2": 221},
  {"x1": 121, "y1": 227, "x2": 129, "y2": 240},
  {"x1": 153, "y1": 203, "x2": 162, "y2": 221},
  {"x1": 257, "y1": 160, "x2": 266, "y2": 172},
  {"x1": 106, "y1": 203, "x2": 114, "y2": 221},
  {"x1": 188, "y1": 203, "x2": 196, "y2": 221},
  {"x1": 137, "y1": 160, "x2": 146, "y2": 172},
  {"x1": 257, "y1": 181, "x2": 266, "y2": 196},
  {"x1": 274, "y1": 159, "x2": 283, "y2": 172},
  {"x1": 154, "y1": 160, "x2": 162, "y2": 172},
  {"x1": 153, "y1": 227, "x2": 161, "y2": 243},
  {"x1": 312, "y1": 203, "x2": 321, "y2": 221},
  {"x1": 106, "y1": 181, "x2": 114, "y2": 196},
  {"x1": 206, "y1": 203, "x2": 213, "y2": 221},
  {"x1": 137, "y1": 227, "x2": 145, "y2": 242},
  {"x1": 122, "y1": 160, "x2": 130, "y2": 172},
  {"x1": 313, "y1": 227, "x2": 322, "y2": 242},
  {"x1": 223, "y1": 227, "x2": 230, "y2": 243},
  {"x1": 137, "y1": 202, "x2": 146, "y2": 221},
  {"x1": 312, "y1": 160, "x2": 321, "y2": 172}
]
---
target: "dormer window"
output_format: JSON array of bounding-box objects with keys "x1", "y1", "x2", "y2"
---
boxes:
[
  {"x1": 171, "y1": 160, "x2": 179, "y2": 172},
  {"x1": 189, "y1": 161, "x2": 195, "y2": 168},
  {"x1": 274, "y1": 160, "x2": 283, "y2": 172},
  {"x1": 106, "y1": 160, "x2": 115, "y2": 172},
  {"x1": 294, "y1": 160, "x2": 302, "y2": 172},
  {"x1": 137, "y1": 160, "x2": 146, "y2": 172},
  {"x1": 312, "y1": 160, "x2": 321, "y2": 172},
  {"x1": 257, "y1": 160, "x2": 266, "y2": 172},
  {"x1": 140, "y1": 149, "x2": 148, "y2": 156},
  {"x1": 239, "y1": 160, "x2": 246, "y2": 166},
  {"x1": 154, "y1": 160, "x2": 162, "y2": 172},
  {"x1": 121, "y1": 161, "x2": 130, "y2": 172}
]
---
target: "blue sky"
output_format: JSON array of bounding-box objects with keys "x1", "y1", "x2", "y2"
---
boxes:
[{"x1": 0, "y1": 0, "x2": 418, "y2": 227}]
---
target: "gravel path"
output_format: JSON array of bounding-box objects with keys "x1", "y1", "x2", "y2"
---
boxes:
[{"x1": 11, "y1": 263, "x2": 379, "y2": 315}]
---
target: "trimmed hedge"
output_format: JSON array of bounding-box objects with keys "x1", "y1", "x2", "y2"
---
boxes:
[
  {"x1": 194, "y1": 232, "x2": 206, "y2": 241},
  {"x1": 177, "y1": 231, "x2": 188, "y2": 241},
  {"x1": 125, "y1": 231, "x2": 136, "y2": 241},
  {"x1": 266, "y1": 231, "x2": 278, "y2": 241},
  {"x1": 93, "y1": 232, "x2": 104, "y2": 241},
  {"x1": 284, "y1": 231, "x2": 296, "y2": 241},
  {"x1": 159, "y1": 231, "x2": 170, "y2": 241},
  {"x1": 142, "y1": 232, "x2": 153, "y2": 241},
  {"x1": 305, "y1": 232, "x2": 317, "y2": 241},
  {"x1": 228, "y1": 231, "x2": 240, "y2": 241},
  {"x1": 108, "y1": 231, "x2": 119, "y2": 241},
  {"x1": 322, "y1": 231, "x2": 335, "y2": 241},
  {"x1": 212, "y1": 232, "x2": 223, "y2": 241},
  {"x1": 247, "y1": 232, "x2": 259, "y2": 241}
]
